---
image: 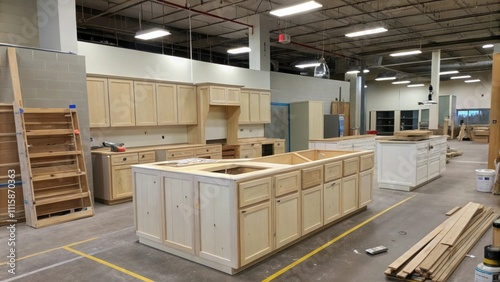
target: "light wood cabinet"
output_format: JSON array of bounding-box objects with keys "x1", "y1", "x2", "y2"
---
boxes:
[
  {"x1": 177, "y1": 85, "x2": 197, "y2": 124},
  {"x1": 239, "y1": 91, "x2": 250, "y2": 123},
  {"x1": 155, "y1": 145, "x2": 222, "y2": 161},
  {"x1": 238, "y1": 177, "x2": 271, "y2": 208},
  {"x1": 157, "y1": 83, "x2": 197, "y2": 125},
  {"x1": 341, "y1": 174, "x2": 358, "y2": 215},
  {"x1": 199, "y1": 84, "x2": 241, "y2": 106},
  {"x1": 239, "y1": 90, "x2": 271, "y2": 124},
  {"x1": 134, "y1": 81, "x2": 157, "y2": 126},
  {"x1": 259, "y1": 91, "x2": 271, "y2": 123},
  {"x1": 360, "y1": 153, "x2": 374, "y2": 172},
  {"x1": 359, "y1": 169, "x2": 373, "y2": 208},
  {"x1": 273, "y1": 140, "x2": 285, "y2": 155},
  {"x1": 108, "y1": 79, "x2": 135, "y2": 127},
  {"x1": 164, "y1": 174, "x2": 195, "y2": 253},
  {"x1": 237, "y1": 143, "x2": 262, "y2": 159},
  {"x1": 275, "y1": 192, "x2": 301, "y2": 248},
  {"x1": 111, "y1": 164, "x2": 133, "y2": 199},
  {"x1": 302, "y1": 185, "x2": 323, "y2": 235},
  {"x1": 323, "y1": 180, "x2": 341, "y2": 224},
  {"x1": 134, "y1": 171, "x2": 162, "y2": 243},
  {"x1": 87, "y1": 77, "x2": 110, "y2": 127},
  {"x1": 239, "y1": 201, "x2": 273, "y2": 266},
  {"x1": 274, "y1": 170, "x2": 301, "y2": 197},
  {"x1": 324, "y1": 161, "x2": 342, "y2": 182},
  {"x1": 302, "y1": 165, "x2": 323, "y2": 189},
  {"x1": 343, "y1": 157, "x2": 359, "y2": 176}
]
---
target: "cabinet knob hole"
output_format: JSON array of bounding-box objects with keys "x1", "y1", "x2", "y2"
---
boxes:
[{"x1": 123, "y1": 158, "x2": 127, "y2": 161}]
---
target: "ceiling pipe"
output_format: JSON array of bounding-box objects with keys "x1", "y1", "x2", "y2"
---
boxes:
[
  {"x1": 290, "y1": 41, "x2": 360, "y2": 61},
  {"x1": 154, "y1": 0, "x2": 253, "y2": 34}
]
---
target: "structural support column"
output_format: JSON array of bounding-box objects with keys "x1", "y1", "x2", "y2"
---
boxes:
[
  {"x1": 248, "y1": 15, "x2": 270, "y2": 71},
  {"x1": 37, "y1": 0, "x2": 78, "y2": 53},
  {"x1": 345, "y1": 73, "x2": 362, "y2": 135},
  {"x1": 429, "y1": 50, "x2": 440, "y2": 129},
  {"x1": 488, "y1": 47, "x2": 500, "y2": 169}
]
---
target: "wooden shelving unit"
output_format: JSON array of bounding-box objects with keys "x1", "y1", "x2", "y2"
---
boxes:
[
  {"x1": 16, "y1": 108, "x2": 94, "y2": 228},
  {"x1": 400, "y1": 110, "x2": 419, "y2": 131}
]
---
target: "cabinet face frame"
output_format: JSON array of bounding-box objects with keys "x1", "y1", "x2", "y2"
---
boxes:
[
  {"x1": 274, "y1": 192, "x2": 301, "y2": 248},
  {"x1": 156, "y1": 83, "x2": 178, "y2": 125},
  {"x1": 177, "y1": 85, "x2": 197, "y2": 125},
  {"x1": 87, "y1": 77, "x2": 110, "y2": 127},
  {"x1": 134, "y1": 81, "x2": 158, "y2": 126},
  {"x1": 108, "y1": 79, "x2": 136, "y2": 127}
]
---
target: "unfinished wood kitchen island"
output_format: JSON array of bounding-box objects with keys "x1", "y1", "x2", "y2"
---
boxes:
[{"x1": 132, "y1": 149, "x2": 374, "y2": 274}]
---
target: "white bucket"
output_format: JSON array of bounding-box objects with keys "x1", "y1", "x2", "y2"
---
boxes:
[{"x1": 475, "y1": 169, "x2": 496, "y2": 192}]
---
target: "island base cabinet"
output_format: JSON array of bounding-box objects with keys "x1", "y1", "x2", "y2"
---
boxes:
[
  {"x1": 275, "y1": 192, "x2": 301, "y2": 248},
  {"x1": 134, "y1": 171, "x2": 161, "y2": 243},
  {"x1": 302, "y1": 185, "x2": 323, "y2": 235},
  {"x1": 323, "y1": 180, "x2": 341, "y2": 224},
  {"x1": 341, "y1": 175, "x2": 358, "y2": 215},
  {"x1": 239, "y1": 201, "x2": 273, "y2": 266},
  {"x1": 164, "y1": 174, "x2": 195, "y2": 253},
  {"x1": 358, "y1": 169, "x2": 373, "y2": 208}
]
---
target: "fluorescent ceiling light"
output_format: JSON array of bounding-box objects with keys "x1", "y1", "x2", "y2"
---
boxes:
[
  {"x1": 465, "y1": 79, "x2": 481, "y2": 83},
  {"x1": 135, "y1": 28, "x2": 170, "y2": 40},
  {"x1": 392, "y1": 80, "x2": 411, "y2": 84},
  {"x1": 390, "y1": 50, "x2": 422, "y2": 57},
  {"x1": 364, "y1": 85, "x2": 367, "y2": 88},
  {"x1": 346, "y1": 70, "x2": 360, "y2": 74},
  {"x1": 483, "y1": 44, "x2": 494, "y2": 48},
  {"x1": 363, "y1": 69, "x2": 370, "y2": 73},
  {"x1": 407, "y1": 84, "x2": 425, "y2": 87},
  {"x1": 375, "y1": 76, "x2": 396, "y2": 81},
  {"x1": 270, "y1": 1, "x2": 322, "y2": 17},
  {"x1": 345, "y1": 27, "x2": 388, "y2": 38},
  {"x1": 296, "y1": 62, "x2": 320, "y2": 68},
  {"x1": 227, "y1": 47, "x2": 251, "y2": 54},
  {"x1": 439, "y1": 70, "x2": 459, "y2": 75},
  {"x1": 450, "y1": 75, "x2": 471, "y2": 79}
]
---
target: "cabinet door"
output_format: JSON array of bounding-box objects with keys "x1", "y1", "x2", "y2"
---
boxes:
[
  {"x1": 302, "y1": 185, "x2": 323, "y2": 235},
  {"x1": 341, "y1": 175, "x2": 358, "y2": 215},
  {"x1": 164, "y1": 175, "x2": 195, "y2": 253},
  {"x1": 250, "y1": 143, "x2": 262, "y2": 158},
  {"x1": 156, "y1": 83, "x2": 177, "y2": 125},
  {"x1": 428, "y1": 156, "x2": 440, "y2": 179},
  {"x1": 177, "y1": 85, "x2": 197, "y2": 125},
  {"x1": 273, "y1": 141, "x2": 284, "y2": 155},
  {"x1": 209, "y1": 86, "x2": 227, "y2": 104},
  {"x1": 134, "y1": 81, "x2": 157, "y2": 126},
  {"x1": 239, "y1": 91, "x2": 250, "y2": 123},
  {"x1": 226, "y1": 87, "x2": 240, "y2": 105},
  {"x1": 108, "y1": 79, "x2": 135, "y2": 126},
  {"x1": 416, "y1": 162, "x2": 428, "y2": 184},
  {"x1": 323, "y1": 180, "x2": 341, "y2": 224},
  {"x1": 87, "y1": 77, "x2": 110, "y2": 127},
  {"x1": 134, "y1": 172, "x2": 161, "y2": 242},
  {"x1": 111, "y1": 164, "x2": 133, "y2": 199},
  {"x1": 358, "y1": 169, "x2": 373, "y2": 208},
  {"x1": 240, "y1": 201, "x2": 273, "y2": 266},
  {"x1": 249, "y1": 91, "x2": 260, "y2": 123},
  {"x1": 259, "y1": 91, "x2": 271, "y2": 123},
  {"x1": 275, "y1": 192, "x2": 301, "y2": 248}
]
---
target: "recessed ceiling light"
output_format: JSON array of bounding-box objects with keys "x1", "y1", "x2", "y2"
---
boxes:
[
  {"x1": 295, "y1": 62, "x2": 320, "y2": 68},
  {"x1": 392, "y1": 80, "x2": 411, "y2": 84},
  {"x1": 270, "y1": 1, "x2": 322, "y2": 17},
  {"x1": 407, "y1": 84, "x2": 425, "y2": 87},
  {"x1": 346, "y1": 70, "x2": 360, "y2": 74},
  {"x1": 439, "y1": 70, "x2": 459, "y2": 75},
  {"x1": 389, "y1": 50, "x2": 422, "y2": 57},
  {"x1": 450, "y1": 75, "x2": 471, "y2": 79},
  {"x1": 483, "y1": 44, "x2": 494, "y2": 48},
  {"x1": 375, "y1": 76, "x2": 396, "y2": 81},
  {"x1": 227, "y1": 47, "x2": 251, "y2": 54},
  {"x1": 363, "y1": 69, "x2": 370, "y2": 73},
  {"x1": 345, "y1": 27, "x2": 388, "y2": 38},
  {"x1": 135, "y1": 28, "x2": 171, "y2": 40},
  {"x1": 364, "y1": 85, "x2": 367, "y2": 88},
  {"x1": 465, "y1": 79, "x2": 481, "y2": 83}
]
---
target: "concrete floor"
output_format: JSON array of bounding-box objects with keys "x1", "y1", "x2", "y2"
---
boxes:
[{"x1": 1, "y1": 140, "x2": 499, "y2": 282}]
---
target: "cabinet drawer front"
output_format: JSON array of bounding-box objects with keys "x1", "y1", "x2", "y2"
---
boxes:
[
  {"x1": 239, "y1": 148, "x2": 252, "y2": 159},
  {"x1": 239, "y1": 178, "x2": 272, "y2": 208},
  {"x1": 138, "y1": 151, "x2": 156, "y2": 163},
  {"x1": 343, "y1": 157, "x2": 359, "y2": 176},
  {"x1": 302, "y1": 165, "x2": 323, "y2": 189},
  {"x1": 111, "y1": 153, "x2": 138, "y2": 165},
  {"x1": 360, "y1": 154, "x2": 374, "y2": 171},
  {"x1": 167, "y1": 149, "x2": 194, "y2": 159},
  {"x1": 274, "y1": 171, "x2": 301, "y2": 197},
  {"x1": 324, "y1": 161, "x2": 343, "y2": 182},
  {"x1": 274, "y1": 141, "x2": 284, "y2": 148},
  {"x1": 196, "y1": 146, "x2": 221, "y2": 155}
]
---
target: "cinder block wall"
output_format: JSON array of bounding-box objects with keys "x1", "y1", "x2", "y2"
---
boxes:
[{"x1": 0, "y1": 46, "x2": 93, "y2": 193}]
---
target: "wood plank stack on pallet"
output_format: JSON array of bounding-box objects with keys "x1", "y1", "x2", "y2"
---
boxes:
[
  {"x1": 0, "y1": 104, "x2": 24, "y2": 225},
  {"x1": 385, "y1": 202, "x2": 498, "y2": 282},
  {"x1": 471, "y1": 126, "x2": 489, "y2": 144},
  {"x1": 392, "y1": 130, "x2": 433, "y2": 141}
]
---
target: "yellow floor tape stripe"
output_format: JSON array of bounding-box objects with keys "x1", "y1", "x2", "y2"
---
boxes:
[
  {"x1": 64, "y1": 246, "x2": 154, "y2": 282},
  {"x1": 262, "y1": 195, "x2": 416, "y2": 282},
  {"x1": 0, "y1": 237, "x2": 97, "y2": 266}
]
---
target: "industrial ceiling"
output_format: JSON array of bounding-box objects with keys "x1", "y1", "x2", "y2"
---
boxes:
[{"x1": 75, "y1": 0, "x2": 500, "y2": 82}]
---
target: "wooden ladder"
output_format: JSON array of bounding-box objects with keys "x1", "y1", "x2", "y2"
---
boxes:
[{"x1": 7, "y1": 48, "x2": 93, "y2": 228}]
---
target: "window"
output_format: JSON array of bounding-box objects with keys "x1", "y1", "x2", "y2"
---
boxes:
[{"x1": 457, "y1": 109, "x2": 489, "y2": 124}]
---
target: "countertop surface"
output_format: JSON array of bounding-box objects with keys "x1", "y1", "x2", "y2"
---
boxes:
[
  {"x1": 376, "y1": 135, "x2": 447, "y2": 144},
  {"x1": 309, "y1": 135, "x2": 376, "y2": 142},
  {"x1": 91, "y1": 143, "x2": 220, "y2": 155}
]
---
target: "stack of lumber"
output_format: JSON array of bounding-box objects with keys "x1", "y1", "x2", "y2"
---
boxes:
[
  {"x1": 385, "y1": 202, "x2": 498, "y2": 282},
  {"x1": 471, "y1": 126, "x2": 489, "y2": 144},
  {"x1": 392, "y1": 130, "x2": 433, "y2": 141}
]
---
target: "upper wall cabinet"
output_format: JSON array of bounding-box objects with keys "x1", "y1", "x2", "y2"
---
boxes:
[
  {"x1": 87, "y1": 77, "x2": 110, "y2": 127},
  {"x1": 157, "y1": 83, "x2": 197, "y2": 125},
  {"x1": 239, "y1": 89, "x2": 271, "y2": 124},
  {"x1": 198, "y1": 84, "x2": 241, "y2": 106},
  {"x1": 134, "y1": 81, "x2": 157, "y2": 126},
  {"x1": 108, "y1": 79, "x2": 135, "y2": 127}
]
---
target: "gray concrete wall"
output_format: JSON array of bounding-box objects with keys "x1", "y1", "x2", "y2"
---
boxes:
[
  {"x1": 0, "y1": 46, "x2": 92, "y2": 193},
  {"x1": 0, "y1": 0, "x2": 39, "y2": 47}
]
